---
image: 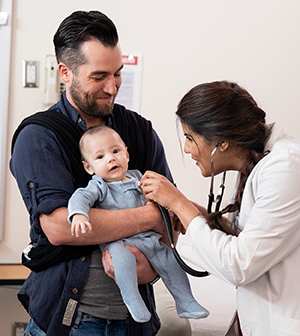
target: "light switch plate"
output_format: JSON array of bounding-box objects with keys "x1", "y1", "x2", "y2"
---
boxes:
[
  {"x1": 12, "y1": 322, "x2": 28, "y2": 336},
  {"x1": 22, "y1": 60, "x2": 38, "y2": 87}
]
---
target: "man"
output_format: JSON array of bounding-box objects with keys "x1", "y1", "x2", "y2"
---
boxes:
[{"x1": 10, "y1": 10, "x2": 173, "y2": 336}]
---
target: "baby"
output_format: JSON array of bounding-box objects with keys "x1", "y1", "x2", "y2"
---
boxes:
[{"x1": 68, "y1": 125, "x2": 209, "y2": 323}]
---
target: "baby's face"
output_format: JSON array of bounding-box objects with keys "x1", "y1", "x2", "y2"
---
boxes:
[{"x1": 82, "y1": 131, "x2": 129, "y2": 182}]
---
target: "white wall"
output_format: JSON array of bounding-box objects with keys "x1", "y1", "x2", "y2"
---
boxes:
[
  {"x1": 1, "y1": 0, "x2": 300, "y2": 333},
  {"x1": 3, "y1": 0, "x2": 300, "y2": 263}
]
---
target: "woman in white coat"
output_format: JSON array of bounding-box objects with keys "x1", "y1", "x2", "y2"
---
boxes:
[{"x1": 140, "y1": 81, "x2": 300, "y2": 336}]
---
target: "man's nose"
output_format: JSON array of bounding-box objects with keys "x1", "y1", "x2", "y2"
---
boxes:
[{"x1": 103, "y1": 76, "x2": 117, "y2": 95}]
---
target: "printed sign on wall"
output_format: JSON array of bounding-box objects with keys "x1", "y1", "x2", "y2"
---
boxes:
[{"x1": 115, "y1": 54, "x2": 142, "y2": 112}]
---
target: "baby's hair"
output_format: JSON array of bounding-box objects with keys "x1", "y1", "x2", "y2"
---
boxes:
[{"x1": 79, "y1": 125, "x2": 124, "y2": 161}]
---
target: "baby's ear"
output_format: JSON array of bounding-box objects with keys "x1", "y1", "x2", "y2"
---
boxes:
[
  {"x1": 126, "y1": 147, "x2": 130, "y2": 161},
  {"x1": 83, "y1": 161, "x2": 94, "y2": 175}
]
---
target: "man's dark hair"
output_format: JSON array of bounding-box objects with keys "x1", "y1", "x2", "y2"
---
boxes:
[{"x1": 53, "y1": 10, "x2": 119, "y2": 73}]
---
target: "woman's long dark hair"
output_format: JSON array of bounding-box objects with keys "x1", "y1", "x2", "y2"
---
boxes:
[{"x1": 176, "y1": 81, "x2": 270, "y2": 235}]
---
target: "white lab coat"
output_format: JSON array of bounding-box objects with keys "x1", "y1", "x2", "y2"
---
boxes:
[{"x1": 179, "y1": 123, "x2": 300, "y2": 335}]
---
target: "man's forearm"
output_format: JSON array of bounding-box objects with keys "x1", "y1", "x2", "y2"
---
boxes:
[{"x1": 40, "y1": 204, "x2": 163, "y2": 246}]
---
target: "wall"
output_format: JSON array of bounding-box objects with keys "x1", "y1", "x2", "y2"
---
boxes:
[
  {"x1": 0, "y1": 287, "x2": 29, "y2": 336},
  {"x1": 1, "y1": 0, "x2": 300, "y2": 333},
  {"x1": 3, "y1": 0, "x2": 300, "y2": 262}
]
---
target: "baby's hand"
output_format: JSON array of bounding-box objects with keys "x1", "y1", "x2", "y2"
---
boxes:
[{"x1": 71, "y1": 214, "x2": 92, "y2": 237}]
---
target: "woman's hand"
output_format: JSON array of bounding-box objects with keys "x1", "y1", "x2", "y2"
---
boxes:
[
  {"x1": 140, "y1": 171, "x2": 202, "y2": 229},
  {"x1": 140, "y1": 171, "x2": 183, "y2": 211},
  {"x1": 102, "y1": 246, "x2": 157, "y2": 284}
]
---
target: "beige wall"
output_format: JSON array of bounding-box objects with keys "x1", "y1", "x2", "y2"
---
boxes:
[
  {"x1": 0, "y1": 287, "x2": 29, "y2": 336},
  {"x1": 1, "y1": 0, "x2": 300, "y2": 332}
]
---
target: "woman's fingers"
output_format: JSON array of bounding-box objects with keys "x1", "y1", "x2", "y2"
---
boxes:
[
  {"x1": 140, "y1": 170, "x2": 160, "y2": 182},
  {"x1": 140, "y1": 171, "x2": 179, "y2": 210}
]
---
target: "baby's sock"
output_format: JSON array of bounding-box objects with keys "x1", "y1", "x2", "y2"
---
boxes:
[
  {"x1": 124, "y1": 298, "x2": 152, "y2": 323},
  {"x1": 177, "y1": 300, "x2": 210, "y2": 319}
]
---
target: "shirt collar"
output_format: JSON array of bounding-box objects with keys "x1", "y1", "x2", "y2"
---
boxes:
[
  {"x1": 264, "y1": 122, "x2": 286, "y2": 152},
  {"x1": 49, "y1": 91, "x2": 114, "y2": 130}
]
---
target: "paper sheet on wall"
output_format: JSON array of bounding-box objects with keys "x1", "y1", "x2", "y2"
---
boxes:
[{"x1": 115, "y1": 54, "x2": 142, "y2": 112}]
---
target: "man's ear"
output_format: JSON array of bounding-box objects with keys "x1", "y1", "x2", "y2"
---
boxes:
[
  {"x1": 58, "y1": 62, "x2": 71, "y2": 83},
  {"x1": 218, "y1": 141, "x2": 229, "y2": 152},
  {"x1": 83, "y1": 161, "x2": 94, "y2": 176}
]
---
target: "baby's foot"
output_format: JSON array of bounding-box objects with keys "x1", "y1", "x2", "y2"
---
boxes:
[
  {"x1": 125, "y1": 299, "x2": 152, "y2": 323},
  {"x1": 177, "y1": 300, "x2": 210, "y2": 319}
]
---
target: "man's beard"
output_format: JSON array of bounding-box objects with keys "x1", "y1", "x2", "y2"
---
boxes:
[{"x1": 70, "y1": 76, "x2": 116, "y2": 118}]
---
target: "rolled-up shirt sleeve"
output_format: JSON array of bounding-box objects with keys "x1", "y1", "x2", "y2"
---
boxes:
[{"x1": 10, "y1": 124, "x2": 75, "y2": 241}]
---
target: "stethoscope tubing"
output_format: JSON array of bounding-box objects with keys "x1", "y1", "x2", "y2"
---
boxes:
[
  {"x1": 157, "y1": 203, "x2": 210, "y2": 277},
  {"x1": 157, "y1": 143, "x2": 226, "y2": 277}
]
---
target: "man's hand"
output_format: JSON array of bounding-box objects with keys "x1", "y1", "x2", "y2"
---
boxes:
[
  {"x1": 102, "y1": 246, "x2": 157, "y2": 285},
  {"x1": 102, "y1": 249, "x2": 116, "y2": 281},
  {"x1": 125, "y1": 245, "x2": 157, "y2": 284}
]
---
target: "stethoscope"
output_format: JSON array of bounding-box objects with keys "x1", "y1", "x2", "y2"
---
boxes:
[
  {"x1": 157, "y1": 204, "x2": 210, "y2": 277},
  {"x1": 207, "y1": 143, "x2": 226, "y2": 214},
  {"x1": 157, "y1": 143, "x2": 226, "y2": 277}
]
